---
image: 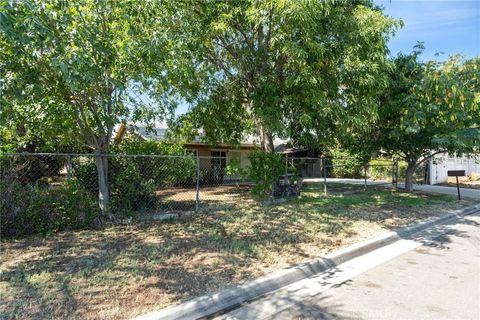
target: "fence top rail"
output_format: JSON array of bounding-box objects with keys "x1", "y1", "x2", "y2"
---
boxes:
[
  {"x1": 323, "y1": 163, "x2": 394, "y2": 168},
  {"x1": 367, "y1": 164, "x2": 395, "y2": 167},
  {"x1": 0, "y1": 152, "x2": 198, "y2": 159},
  {"x1": 0, "y1": 153, "x2": 247, "y2": 160},
  {"x1": 288, "y1": 156, "x2": 394, "y2": 161},
  {"x1": 324, "y1": 164, "x2": 364, "y2": 168},
  {"x1": 1, "y1": 153, "x2": 397, "y2": 162},
  {"x1": 287, "y1": 157, "x2": 324, "y2": 160}
]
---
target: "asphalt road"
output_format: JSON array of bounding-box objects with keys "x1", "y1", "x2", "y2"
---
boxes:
[{"x1": 219, "y1": 212, "x2": 480, "y2": 320}]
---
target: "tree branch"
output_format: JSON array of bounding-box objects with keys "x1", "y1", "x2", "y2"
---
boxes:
[
  {"x1": 217, "y1": 37, "x2": 240, "y2": 60},
  {"x1": 232, "y1": 22, "x2": 253, "y2": 50},
  {"x1": 205, "y1": 51, "x2": 235, "y2": 78},
  {"x1": 415, "y1": 149, "x2": 447, "y2": 168},
  {"x1": 264, "y1": 5, "x2": 274, "y2": 49}
]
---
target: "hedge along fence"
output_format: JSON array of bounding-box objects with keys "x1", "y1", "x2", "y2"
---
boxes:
[
  {"x1": 0, "y1": 135, "x2": 201, "y2": 238},
  {"x1": 369, "y1": 159, "x2": 398, "y2": 181},
  {"x1": 330, "y1": 157, "x2": 396, "y2": 181},
  {"x1": 0, "y1": 150, "x2": 300, "y2": 238},
  {"x1": 0, "y1": 152, "x2": 201, "y2": 238},
  {"x1": 73, "y1": 154, "x2": 198, "y2": 211},
  {"x1": 0, "y1": 154, "x2": 100, "y2": 238},
  {"x1": 369, "y1": 160, "x2": 428, "y2": 184}
]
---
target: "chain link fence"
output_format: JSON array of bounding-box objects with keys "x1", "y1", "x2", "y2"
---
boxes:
[
  {"x1": 285, "y1": 156, "x2": 430, "y2": 194},
  {"x1": 0, "y1": 153, "x2": 255, "y2": 216},
  {"x1": 1, "y1": 152, "x2": 428, "y2": 237},
  {"x1": 284, "y1": 156, "x2": 398, "y2": 193},
  {"x1": 0, "y1": 153, "x2": 410, "y2": 214}
]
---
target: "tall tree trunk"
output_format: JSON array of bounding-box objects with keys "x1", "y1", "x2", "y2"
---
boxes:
[
  {"x1": 259, "y1": 125, "x2": 274, "y2": 153},
  {"x1": 95, "y1": 151, "x2": 111, "y2": 220},
  {"x1": 405, "y1": 158, "x2": 417, "y2": 192}
]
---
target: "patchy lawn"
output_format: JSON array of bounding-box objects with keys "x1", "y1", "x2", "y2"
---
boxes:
[{"x1": 0, "y1": 183, "x2": 476, "y2": 320}]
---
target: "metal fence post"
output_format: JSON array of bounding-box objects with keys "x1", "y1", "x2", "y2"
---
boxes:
[
  {"x1": 323, "y1": 157, "x2": 327, "y2": 195},
  {"x1": 364, "y1": 164, "x2": 367, "y2": 190},
  {"x1": 391, "y1": 159, "x2": 395, "y2": 186},
  {"x1": 195, "y1": 157, "x2": 200, "y2": 211},
  {"x1": 395, "y1": 160, "x2": 399, "y2": 188},
  {"x1": 66, "y1": 155, "x2": 71, "y2": 180},
  {"x1": 271, "y1": 182, "x2": 275, "y2": 201}
]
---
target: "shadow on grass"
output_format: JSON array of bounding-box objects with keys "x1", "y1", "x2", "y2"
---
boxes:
[{"x1": 0, "y1": 183, "x2": 475, "y2": 319}]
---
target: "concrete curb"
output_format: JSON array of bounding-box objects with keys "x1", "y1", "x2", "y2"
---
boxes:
[{"x1": 132, "y1": 203, "x2": 480, "y2": 320}]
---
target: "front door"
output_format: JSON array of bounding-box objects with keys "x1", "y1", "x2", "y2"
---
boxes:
[{"x1": 211, "y1": 151, "x2": 226, "y2": 183}]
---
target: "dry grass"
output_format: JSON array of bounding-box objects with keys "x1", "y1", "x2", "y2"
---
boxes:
[
  {"x1": 0, "y1": 183, "x2": 476, "y2": 320},
  {"x1": 154, "y1": 185, "x2": 254, "y2": 212},
  {"x1": 436, "y1": 177, "x2": 480, "y2": 190}
]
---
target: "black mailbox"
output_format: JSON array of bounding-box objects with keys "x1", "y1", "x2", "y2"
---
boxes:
[
  {"x1": 447, "y1": 170, "x2": 466, "y2": 177},
  {"x1": 447, "y1": 170, "x2": 466, "y2": 199}
]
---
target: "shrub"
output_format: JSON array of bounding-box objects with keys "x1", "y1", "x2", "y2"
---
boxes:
[
  {"x1": 329, "y1": 149, "x2": 365, "y2": 178},
  {"x1": 114, "y1": 135, "x2": 197, "y2": 186},
  {"x1": 0, "y1": 154, "x2": 64, "y2": 184},
  {"x1": 72, "y1": 156, "x2": 163, "y2": 216},
  {"x1": 369, "y1": 159, "x2": 396, "y2": 180},
  {"x1": 245, "y1": 151, "x2": 285, "y2": 198},
  {"x1": 226, "y1": 156, "x2": 246, "y2": 178},
  {"x1": 109, "y1": 160, "x2": 157, "y2": 215},
  {"x1": 72, "y1": 159, "x2": 98, "y2": 193},
  {"x1": 468, "y1": 172, "x2": 479, "y2": 182},
  {"x1": 0, "y1": 180, "x2": 99, "y2": 238},
  {"x1": 72, "y1": 135, "x2": 197, "y2": 216}
]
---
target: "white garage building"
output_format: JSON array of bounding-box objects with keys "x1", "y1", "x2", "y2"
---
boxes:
[{"x1": 429, "y1": 153, "x2": 480, "y2": 184}]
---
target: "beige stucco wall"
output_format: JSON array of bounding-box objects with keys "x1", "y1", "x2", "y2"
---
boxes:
[
  {"x1": 184, "y1": 144, "x2": 254, "y2": 168},
  {"x1": 183, "y1": 144, "x2": 254, "y2": 179}
]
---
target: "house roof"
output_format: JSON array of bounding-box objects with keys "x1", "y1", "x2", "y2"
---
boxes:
[{"x1": 130, "y1": 125, "x2": 287, "y2": 148}]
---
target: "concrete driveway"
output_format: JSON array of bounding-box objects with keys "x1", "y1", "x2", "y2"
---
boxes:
[{"x1": 218, "y1": 212, "x2": 480, "y2": 320}]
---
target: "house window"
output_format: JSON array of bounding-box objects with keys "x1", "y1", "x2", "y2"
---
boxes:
[
  {"x1": 211, "y1": 151, "x2": 227, "y2": 182},
  {"x1": 211, "y1": 151, "x2": 226, "y2": 168},
  {"x1": 186, "y1": 149, "x2": 197, "y2": 157}
]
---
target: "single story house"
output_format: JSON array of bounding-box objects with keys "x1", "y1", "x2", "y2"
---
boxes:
[
  {"x1": 130, "y1": 126, "x2": 287, "y2": 182},
  {"x1": 118, "y1": 125, "x2": 333, "y2": 180}
]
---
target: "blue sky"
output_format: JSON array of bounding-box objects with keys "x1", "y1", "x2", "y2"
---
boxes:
[{"x1": 375, "y1": 0, "x2": 480, "y2": 60}]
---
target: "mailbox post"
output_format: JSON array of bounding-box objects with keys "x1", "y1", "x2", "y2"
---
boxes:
[{"x1": 447, "y1": 170, "x2": 466, "y2": 200}]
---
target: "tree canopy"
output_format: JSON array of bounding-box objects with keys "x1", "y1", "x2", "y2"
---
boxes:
[
  {"x1": 2, "y1": 0, "x2": 477, "y2": 210},
  {"x1": 357, "y1": 45, "x2": 479, "y2": 190},
  {"x1": 1, "y1": 0, "x2": 176, "y2": 216},
  {"x1": 0, "y1": 0, "x2": 176, "y2": 151},
  {"x1": 172, "y1": 0, "x2": 400, "y2": 152}
]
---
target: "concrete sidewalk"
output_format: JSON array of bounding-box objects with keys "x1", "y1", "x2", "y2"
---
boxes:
[
  {"x1": 304, "y1": 178, "x2": 480, "y2": 199},
  {"x1": 218, "y1": 212, "x2": 480, "y2": 320},
  {"x1": 407, "y1": 183, "x2": 479, "y2": 199}
]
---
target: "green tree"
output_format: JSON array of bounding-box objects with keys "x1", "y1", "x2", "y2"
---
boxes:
[
  {"x1": 370, "y1": 47, "x2": 479, "y2": 191},
  {"x1": 0, "y1": 99, "x2": 82, "y2": 153},
  {"x1": 172, "y1": 0, "x2": 400, "y2": 152},
  {"x1": 1, "y1": 1, "x2": 173, "y2": 218}
]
